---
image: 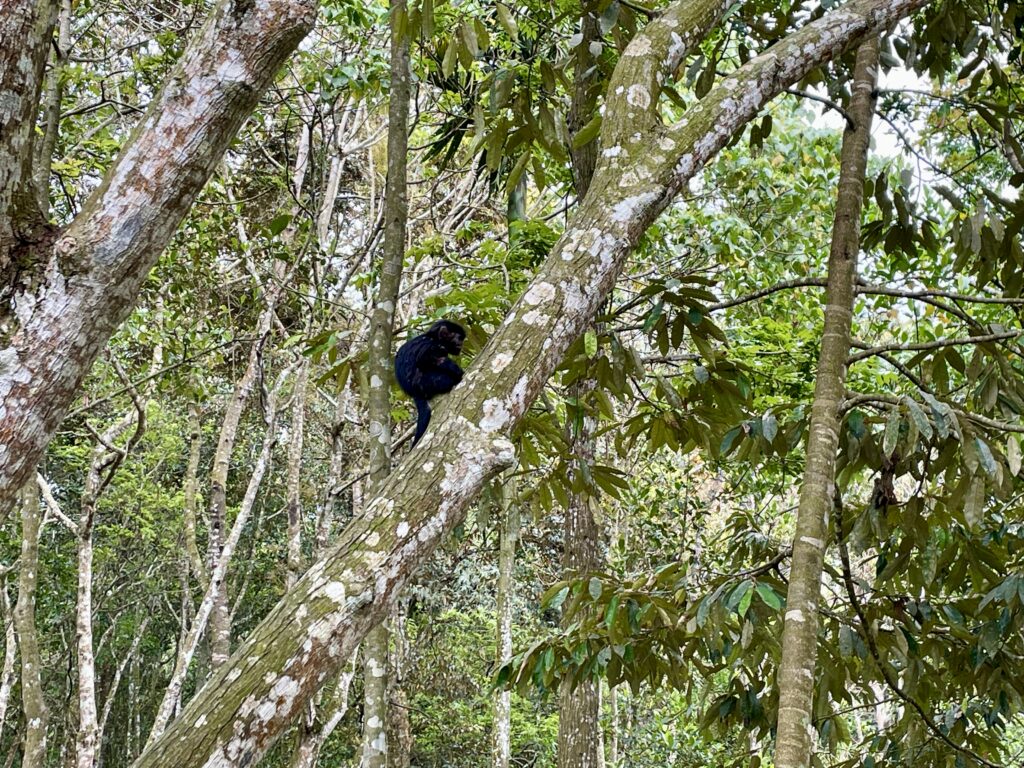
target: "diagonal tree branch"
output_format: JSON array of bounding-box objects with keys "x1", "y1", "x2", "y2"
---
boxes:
[{"x1": 132, "y1": 1, "x2": 931, "y2": 765}]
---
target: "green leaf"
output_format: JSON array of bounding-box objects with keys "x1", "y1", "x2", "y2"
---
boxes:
[
  {"x1": 882, "y1": 409, "x2": 900, "y2": 456},
  {"x1": 571, "y1": 114, "x2": 602, "y2": 149},
  {"x1": 442, "y1": 36, "x2": 458, "y2": 77},
  {"x1": 964, "y1": 476, "x2": 985, "y2": 530},
  {"x1": 584, "y1": 330, "x2": 598, "y2": 358},
  {"x1": 762, "y1": 412, "x2": 778, "y2": 442},
  {"x1": 267, "y1": 213, "x2": 292, "y2": 236},
  {"x1": 755, "y1": 583, "x2": 782, "y2": 611},
  {"x1": 588, "y1": 577, "x2": 603, "y2": 600},
  {"x1": 975, "y1": 437, "x2": 997, "y2": 478},
  {"x1": 904, "y1": 396, "x2": 933, "y2": 441},
  {"x1": 495, "y1": 2, "x2": 518, "y2": 40},
  {"x1": 1007, "y1": 436, "x2": 1021, "y2": 476}
]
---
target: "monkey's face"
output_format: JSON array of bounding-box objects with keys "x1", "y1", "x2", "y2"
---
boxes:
[{"x1": 440, "y1": 328, "x2": 464, "y2": 355}]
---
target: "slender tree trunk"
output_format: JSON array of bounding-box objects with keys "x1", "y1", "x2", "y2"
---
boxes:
[
  {"x1": 608, "y1": 685, "x2": 618, "y2": 767},
  {"x1": 289, "y1": 387, "x2": 355, "y2": 768},
  {"x1": 207, "y1": 275, "x2": 283, "y2": 668},
  {"x1": 14, "y1": 483, "x2": 47, "y2": 768},
  {"x1": 360, "y1": 0, "x2": 411, "y2": 763},
  {"x1": 32, "y1": 0, "x2": 71, "y2": 214},
  {"x1": 773, "y1": 37, "x2": 879, "y2": 768},
  {"x1": 133, "y1": 5, "x2": 928, "y2": 765},
  {"x1": 146, "y1": 368, "x2": 291, "y2": 746},
  {"x1": 183, "y1": 402, "x2": 208, "y2": 589},
  {"x1": 97, "y1": 615, "x2": 150, "y2": 764},
  {"x1": 0, "y1": 581, "x2": 15, "y2": 745},
  {"x1": 492, "y1": 479, "x2": 518, "y2": 768},
  {"x1": 286, "y1": 361, "x2": 309, "y2": 590}
]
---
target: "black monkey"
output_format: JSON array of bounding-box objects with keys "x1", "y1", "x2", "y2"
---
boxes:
[{"x1": 394, "y1": 320, "x2": 466, "y2": 444}]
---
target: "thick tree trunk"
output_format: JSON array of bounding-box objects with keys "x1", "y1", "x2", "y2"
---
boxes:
[
  {"x1": 0, "y1": 0, "x2": 316, "y2": 516},
  {"x1": 360, "y1": 0, "x2": 411, "y2": 764},
  {"x1": 560, "y1": 16, "x2": 605, "y2": 756},
  {"x1": 14, "y1": 484, "x2": 47, "y2": 768},
  {"x1": 492, "y1": 479, "x2": 518, "y2": 768},
  {"x1": 772, "y1": 38, "x2": 879, "y2": 768},
  {"x1": 0, "y1": 0, "x2": 57, "y2": 257},
  {"x1": 558, "y1": 382, "x2": 605, "y2": 768},
  {"x1": 132, "y1": 3, "x2": 928, "y2": 766}
]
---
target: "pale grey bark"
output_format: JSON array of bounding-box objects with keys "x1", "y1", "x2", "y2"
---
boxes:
[
  {"x1": 14, "y1": 483, "x2": 47, "y2": 768},
  {"x1": 98, "y1": 616, "x2": 151, "y2": 757},
  {"x1": 773, "y1": 38, "x2": 879, "y2": 768},
  {"x1": 0, "y1": 0, "x2": 317, "y2": 516},
  {"x1": 183, "y1": 402, "x2": 208, "y2": 589},
  {"x1": 0, "y1": 580, "x2": 16, "y2": 746},
  {"x1": 286, "y1": 361, "x2": 310, "y2": 591},
  {"x1": 76, "y1": 401, "x2": 142, "y2": 768},
  {"x1": 133, "y1": 3, "x2": 929, "y2": 766},
  {"x1": 0, "y1": 0, "x2": 57, "y2": 256},
  {"x1": 492, "y1": 479, "x2": 518, "y2": 768},
  {"x1": 361, "y1": 0, "x2": 412, "y2": 764},
  {"x1": 32, "y1": 0, "x2": 71, "y2": 214}
]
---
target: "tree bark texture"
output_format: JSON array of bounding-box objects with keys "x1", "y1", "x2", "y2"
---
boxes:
[
  {"x1": 361, "y1": 1, "x2": 412, "y2": 764},
  {"x1": 77, "y1": 406, "x2": 140, "y2": 768},
  {"x1": 0, "y1": 0, "x2": 317, "y2": 517},
  {"x1": 773, "y1": 37, "x2": 880, "y2": 768},
  {"x1": 132, "y1": 3, "x2": 928, "y2": 766},
  {"x1": 286, "y1": 361, "x2": 309, "y2": 591},
  {"x1": 14, "y1": 484, "x2": 47, "y2": 768},
  {"x1": 0, "y1": 582, "x2": 15, "y2": 747},
  {"x1": 558, "y1": 383, "x2": 605, "y2": 768},
  {"x1": 0, "y1": 0, "x2": 57, "y2": 255}
]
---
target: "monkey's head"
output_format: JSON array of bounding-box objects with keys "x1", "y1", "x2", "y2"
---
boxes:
[{"x1": 427, "y1": 319, "x2": 465, "y2": 355}]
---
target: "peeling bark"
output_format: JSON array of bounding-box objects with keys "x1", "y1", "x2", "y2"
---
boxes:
[
  {"x1": 773, "y1": 38, "x2": 879, "y2": 768},
  {"x1": 0, "y1": 0, "x2": 317, "y2": 515},
  {"x1": 132, "y1": 3, "x2": 928, "y2": 766}
]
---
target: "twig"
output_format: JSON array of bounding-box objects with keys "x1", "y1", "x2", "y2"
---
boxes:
[{"x1": 835, "y1": 497, "x2": 1002, "y2": 768}]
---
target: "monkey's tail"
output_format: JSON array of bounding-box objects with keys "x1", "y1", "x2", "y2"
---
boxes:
[{"x1": 413, "y1": 397, "x2": 431, "y2": 445}]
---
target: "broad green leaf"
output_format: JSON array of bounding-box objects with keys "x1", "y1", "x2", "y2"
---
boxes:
[
  {"x1": 1008, "y1": 436, "x2": 1021, "y2": 476},
  {"x1": 495, "y1": 2, "x2": 518, "y2": 40},
  {"x1": 882, "y1": 409, "x2": 900, "y2": 456},
  {"x1": 964, "y1": 476, "x2": 985, "y2": 530}
]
